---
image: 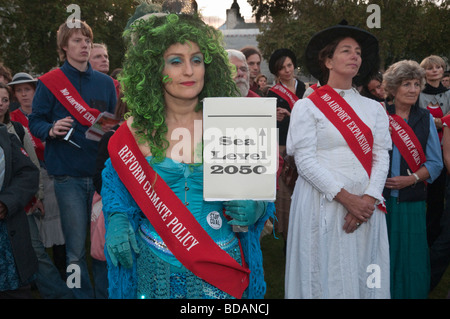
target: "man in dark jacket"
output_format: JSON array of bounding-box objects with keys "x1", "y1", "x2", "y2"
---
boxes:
[
  {"x1": 29, "y1": 20, "x2": 116, "y2": 299},
  {"x1": 0, "y1": 123, "x2": 39, "y2": 298}
]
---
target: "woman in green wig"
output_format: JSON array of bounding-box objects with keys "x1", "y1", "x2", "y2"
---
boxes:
[{"x1": 101, "y1": 12, "x2": 274, "y2": 299}]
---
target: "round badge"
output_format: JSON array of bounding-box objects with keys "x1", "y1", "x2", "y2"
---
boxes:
[{"x1": 206, "y1": 211, "x2": 222, "y2": 230}]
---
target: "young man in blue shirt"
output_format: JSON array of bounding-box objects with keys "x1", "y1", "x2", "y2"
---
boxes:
[{"x1": 29, "y1": 20, "x2": 117, "y2": 299}]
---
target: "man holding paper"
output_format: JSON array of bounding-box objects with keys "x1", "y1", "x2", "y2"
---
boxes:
[{"x1": 29, "y1": 19, "x2": 117, "y2": 299}]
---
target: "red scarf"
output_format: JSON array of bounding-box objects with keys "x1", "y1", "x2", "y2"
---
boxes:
[
  {"x1": 388, "y1": 113, "x2": 426, "y2": 172},
  {"x1": 269, "y1": 83, "x2": 299, "y2": 109},
  {"x1": 108, "y1": 123, "x2": 250, "y2": 299},
  {"x1": 39, "y1": 69, "x2": 100, "y2": 127},
  {"x1": 308, "y1": 85, "x2": 374, "y2": 177}
]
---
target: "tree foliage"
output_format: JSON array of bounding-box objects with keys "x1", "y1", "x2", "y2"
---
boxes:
[
  {"x1": 248, "y1": 0, "x2": 450, "y2": 75},
  {"x1": 0, "y1": 0, "x2": 137, "y2": 75},
  {"x1": 2, "y1": 1, "x2": 448, "y2": 77}
]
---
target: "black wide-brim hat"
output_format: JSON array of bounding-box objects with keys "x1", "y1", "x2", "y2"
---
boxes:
[
  {"x1": 269, "y1": 48, "x2": 297, "y2": 75},
  {"x1": 305, "y1": 20, "x2": 379, "y2": 86}
]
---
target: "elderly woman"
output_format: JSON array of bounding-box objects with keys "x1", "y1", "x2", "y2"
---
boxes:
[
  {"x1": 383, "y1": 60, "x2": 443, "y2": 299},
  {"x1": 285, "y1": 22, "x2": 391, "y2": 299},
  {"x1": 101, "y1": 12, "x2": 274, "y2": 299}
]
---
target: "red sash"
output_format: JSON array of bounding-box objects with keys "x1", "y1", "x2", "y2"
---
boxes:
[
  {"x1": 108, "y1": 123, "x2": 250, "y2": 299},
  {"x1": 388, "y1": 113, "x2": 426, "y2": 172},
  {"x1": 39, "y1": 69, "x2": 100, "y2": 127},
  {"x1": 308, "y1": 85, "x2": 374, "y2": 177},
  {"x1": 269, "y1": 83, "x2": 299, "y2": 109},
  {"x1": 441, "y1": 114, "x2": 450, "y2": 127},
  {"x1": 10, "y1": 109, "x2": 45, "y2": 161}
]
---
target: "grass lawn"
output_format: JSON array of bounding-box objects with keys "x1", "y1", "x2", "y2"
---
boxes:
[
  {"x1": 260, "y1": 231, "x2": 450, "y2": 299},
  {"x1": 32, "y1": 229, "x2": 449, "y2": 299},
  {"x1": 261, "y1": 232, "x2": 286, "y2": 299}
]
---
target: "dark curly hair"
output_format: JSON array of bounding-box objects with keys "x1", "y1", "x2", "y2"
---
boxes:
[{"x1": 120, "y1": 13, "x2": 239, "y2": 163}]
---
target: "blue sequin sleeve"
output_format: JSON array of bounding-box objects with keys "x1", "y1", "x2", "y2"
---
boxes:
[{"x1": 102, "y1": 158, "x2": 141, "y2": 299}]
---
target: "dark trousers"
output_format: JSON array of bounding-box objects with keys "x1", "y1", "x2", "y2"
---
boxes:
[
  {"x1": 429, "y1": 176, "x2": 450, "y2": 291},
  {"x1": 426, "y1": 168, "x2": 447, "y2": 247},
  {"x1": 0, "y1": 285, "x2": 33, "y2": 299}
]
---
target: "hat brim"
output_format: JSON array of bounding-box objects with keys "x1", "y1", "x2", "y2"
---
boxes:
[
  {"x1": 305, "y1": 25, "x2": 379, "y2": 86},
  {"x1": 8, "y1": 79, "x2": 37, "y2": 86},
  {"x1": 269, "y1": 48, "x2": 297, "y2": 75}
]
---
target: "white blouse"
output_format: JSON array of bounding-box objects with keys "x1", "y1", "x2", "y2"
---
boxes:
[{"x1": 287, "y1": 88, "x2": 391, "y2": 203}]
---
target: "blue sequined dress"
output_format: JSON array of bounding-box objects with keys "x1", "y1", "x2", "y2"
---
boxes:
[
  {"x1": 0, "y1": 221, "x2": 21, "y2": 291},
  {"x1": 102, "y1": 157, "x2": 274, "y2": 299}
]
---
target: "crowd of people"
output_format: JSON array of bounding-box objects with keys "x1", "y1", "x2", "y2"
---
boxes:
[{"x1": 0, "y1": 5, "x2": 449, "y2": 300}]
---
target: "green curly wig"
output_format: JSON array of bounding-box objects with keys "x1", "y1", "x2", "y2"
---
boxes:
[{"x1": 120, "y1": 13, "x2": 239, "y2": 163}]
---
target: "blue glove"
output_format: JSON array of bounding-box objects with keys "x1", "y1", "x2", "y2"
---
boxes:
[
  {"x1": 224, "y1": 200, "x2": 267, "y2": 226},
  {"x1": 106, "y1": 212, "x2": 139, "y2": 268}
]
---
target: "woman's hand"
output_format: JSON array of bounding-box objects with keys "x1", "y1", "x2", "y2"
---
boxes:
[
  {"x1": 341, "y1": 195, "x2": 376, "y2": 233},
  {"x1": 434, "y1": 117, "x2": 443, "y2": 130},
  {"x1": 276, "y1": 107, "x2": 290, "y2": 122},
  {"x1": 106, "y1": 212, "x2": 139, "y2": 268},
  {"x1": 224, "y1": 200, "x2": 266, "y2": 226},
  {"x1": 335, "y1": 189, "x2": 375, "y2": 232},
  {"x1": 343, "y1": 212, "x2": 362, "y2": 233},
  {"x1": 31, "y1": 199, "x2": 45, "y2": 218},
  {"x1": 385, "y1": 175, "x2": 416, "y2": 190}
]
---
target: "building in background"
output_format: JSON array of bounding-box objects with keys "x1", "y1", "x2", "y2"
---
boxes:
[{"x1": 217, "y1": 0, "x2": 273, "y2": 84}]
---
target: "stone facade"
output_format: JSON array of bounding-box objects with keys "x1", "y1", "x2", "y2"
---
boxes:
[{"x1": 218, "y1": 0, "x2": 273, "y2": 84}]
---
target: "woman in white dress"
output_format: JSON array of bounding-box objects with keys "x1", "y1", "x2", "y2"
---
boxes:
[{"x1": 285, "y1": 22, "x2": 392, "y2": 299}]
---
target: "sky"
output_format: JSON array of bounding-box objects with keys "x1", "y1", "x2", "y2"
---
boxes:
[{"x1": 195, "y1": 0, "x2": 254, "y2": 26}]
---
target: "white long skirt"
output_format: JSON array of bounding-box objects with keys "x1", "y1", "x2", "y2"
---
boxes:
[{"x1": 284, "y1": 175, "x2": 390, "y2": 299}]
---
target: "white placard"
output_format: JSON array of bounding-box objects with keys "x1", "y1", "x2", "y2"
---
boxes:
[{"x1": 203, "y1": 97, "x2": 277, "y2": 201}]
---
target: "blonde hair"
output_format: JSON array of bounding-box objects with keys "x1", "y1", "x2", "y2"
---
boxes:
[
  {"x1": 56, "y1": 20, "x2": 93, "y2": 61},
  {"x1": 420, "y1": 55, "x2": 446, "y2": 70},
  {"x1": 255, "y1": 74, "x2": 267, "y2": 82},
  {"x1": 92, "y1": 43, "x2": 107, "y2": 51}
]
